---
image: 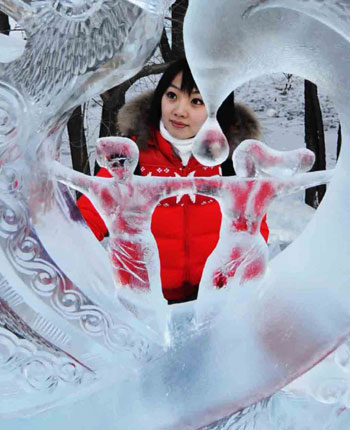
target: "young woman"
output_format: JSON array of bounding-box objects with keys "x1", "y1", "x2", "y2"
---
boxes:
[{"x1": 77, "y1": 58, "x2": 268, "y2": 303}]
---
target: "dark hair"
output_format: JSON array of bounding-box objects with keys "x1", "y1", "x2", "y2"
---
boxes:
[{"x1": 148, "y1": 58, "x2": 235, "y2": 137}]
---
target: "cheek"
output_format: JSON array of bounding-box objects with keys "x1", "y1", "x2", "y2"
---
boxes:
[
  {"x1": 192, "y1": 109, "x2": 208, "y2": 130},
  {"x1": 161, "y1": 98, "x2": 171, "y2": 122}
]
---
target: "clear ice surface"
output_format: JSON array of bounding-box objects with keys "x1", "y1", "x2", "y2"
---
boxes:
[{"x1": 0, "y1": 0, "x2": 349, "y2": 429}]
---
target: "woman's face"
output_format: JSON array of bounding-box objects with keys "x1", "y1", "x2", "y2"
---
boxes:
[{"x1": 161, "y1": 72, "x2": 208, "y2": 139}]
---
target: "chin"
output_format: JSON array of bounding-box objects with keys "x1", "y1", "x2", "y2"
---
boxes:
[{"x1": 170, "y1": 129, "x2": 191, "y2": 139}]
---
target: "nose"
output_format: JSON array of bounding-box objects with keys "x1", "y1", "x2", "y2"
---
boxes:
[{"x1": 173, "y1": 98, "x2": 189, "y2": 118}]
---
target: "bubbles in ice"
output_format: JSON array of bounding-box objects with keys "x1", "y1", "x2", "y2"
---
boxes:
[
  {"x1": 335, "y1": 342, "x2": 350, "y2": 372},
  {"x1": 314, "y1": 378, "x2": 348, "y2": 404},
  {"x1": 192, "y1": 117, "x2": 229, "y2": 166}
]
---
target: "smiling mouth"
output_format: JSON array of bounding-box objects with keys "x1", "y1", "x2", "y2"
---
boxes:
[{"x1": 170, "y1": 120, "x2": 187, "y2": 128}]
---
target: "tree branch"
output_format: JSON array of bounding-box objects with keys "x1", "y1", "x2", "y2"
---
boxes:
[
  {"x1": 171, "y1": 0, "x2": 188, "y2": 57},
  {"x1": 160, "y1": 27, "x2": 173, "y2": 63},
  {"x1": 304, "y1": 80, "x2": 326, "y2": 208},
  {"x1": 101, "y1": 62, "x2": 171, "y2": 110}
]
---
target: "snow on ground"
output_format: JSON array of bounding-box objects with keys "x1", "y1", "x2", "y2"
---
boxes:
[{"x1": 235, "y1": 73, "x2": 339, "y2": 168}]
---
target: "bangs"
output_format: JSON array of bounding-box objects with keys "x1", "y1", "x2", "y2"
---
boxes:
[{"x1": 180, "y1": 65, "x2": 197, "y2": 95}]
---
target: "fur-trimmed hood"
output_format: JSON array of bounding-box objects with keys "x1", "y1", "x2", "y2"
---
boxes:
[{"x1": 117, "y1": 90, "x2": 261, "y2": 150}]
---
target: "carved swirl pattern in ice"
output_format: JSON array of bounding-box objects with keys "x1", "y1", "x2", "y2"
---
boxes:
[
  {"x1": 0, "y1": 299, "x2": 93, "y2": 392},
  {"x1": 0, "y1": 168, "x2": 149, "y2": 360}
]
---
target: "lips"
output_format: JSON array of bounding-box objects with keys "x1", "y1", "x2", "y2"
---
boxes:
[{"x1": 170, "y1": 120, "x2": 187, "y2": 128}]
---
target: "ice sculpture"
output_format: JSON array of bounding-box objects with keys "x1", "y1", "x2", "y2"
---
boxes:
[
  {"x1": 0, "y1": 0, "x2": 347, "y2": 429},
  {"x1": 44, "y1": 135, "x2": 330, "y2": 430}
]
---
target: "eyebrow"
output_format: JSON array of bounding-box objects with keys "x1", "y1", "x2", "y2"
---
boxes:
[{"x1": 169, "y1": 84, "x2": 201, "y2": 95}]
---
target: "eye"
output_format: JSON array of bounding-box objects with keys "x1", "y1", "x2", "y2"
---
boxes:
[
  {"x1": 166, "y1": 91, "x2": 177, "y2": 100},
  {"x1": 191, "y1": 97, "x2": 204, "y2": 106}
]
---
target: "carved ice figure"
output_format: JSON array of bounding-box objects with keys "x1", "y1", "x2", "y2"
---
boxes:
[
  {"x1": 194, "y1": 140, "x2": 333, "y2": 323},
  {"x1": 51, "y1": 137, "x2": 196, "y2": 335}
]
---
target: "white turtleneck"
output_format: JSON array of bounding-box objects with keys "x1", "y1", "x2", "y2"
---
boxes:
[{"x1": 159, "y1": 120, "x2": 195, "y2": 167}]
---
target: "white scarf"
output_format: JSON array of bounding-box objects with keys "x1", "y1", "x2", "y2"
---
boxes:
[{"x1": 159, "y1": 120, "x2": 195, "y2": 167}]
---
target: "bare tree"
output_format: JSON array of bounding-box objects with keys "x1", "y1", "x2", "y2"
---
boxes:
[
  {"x1": 67, "y1": 105, "x2": 90, "y2": 176},
  {"x1": 304, "y1": 80, "x2": 326, "y2": 208},
  {"x1": 0, "y1": 12, "x2": 10, "y2": 35},
  {"x1": 171, "y1": 0, "x2": 188, "y2": 57},
  {"x1": 337, "y1": 123, "x2": 342, "y2": 160},
  {"x1": 67, "y1": 105, "x2": 91, "y2": 197}
]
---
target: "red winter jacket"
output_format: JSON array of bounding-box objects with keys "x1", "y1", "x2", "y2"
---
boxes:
[{"x1": 77, "y1": 130, "x2": 269, "y2": 301}]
